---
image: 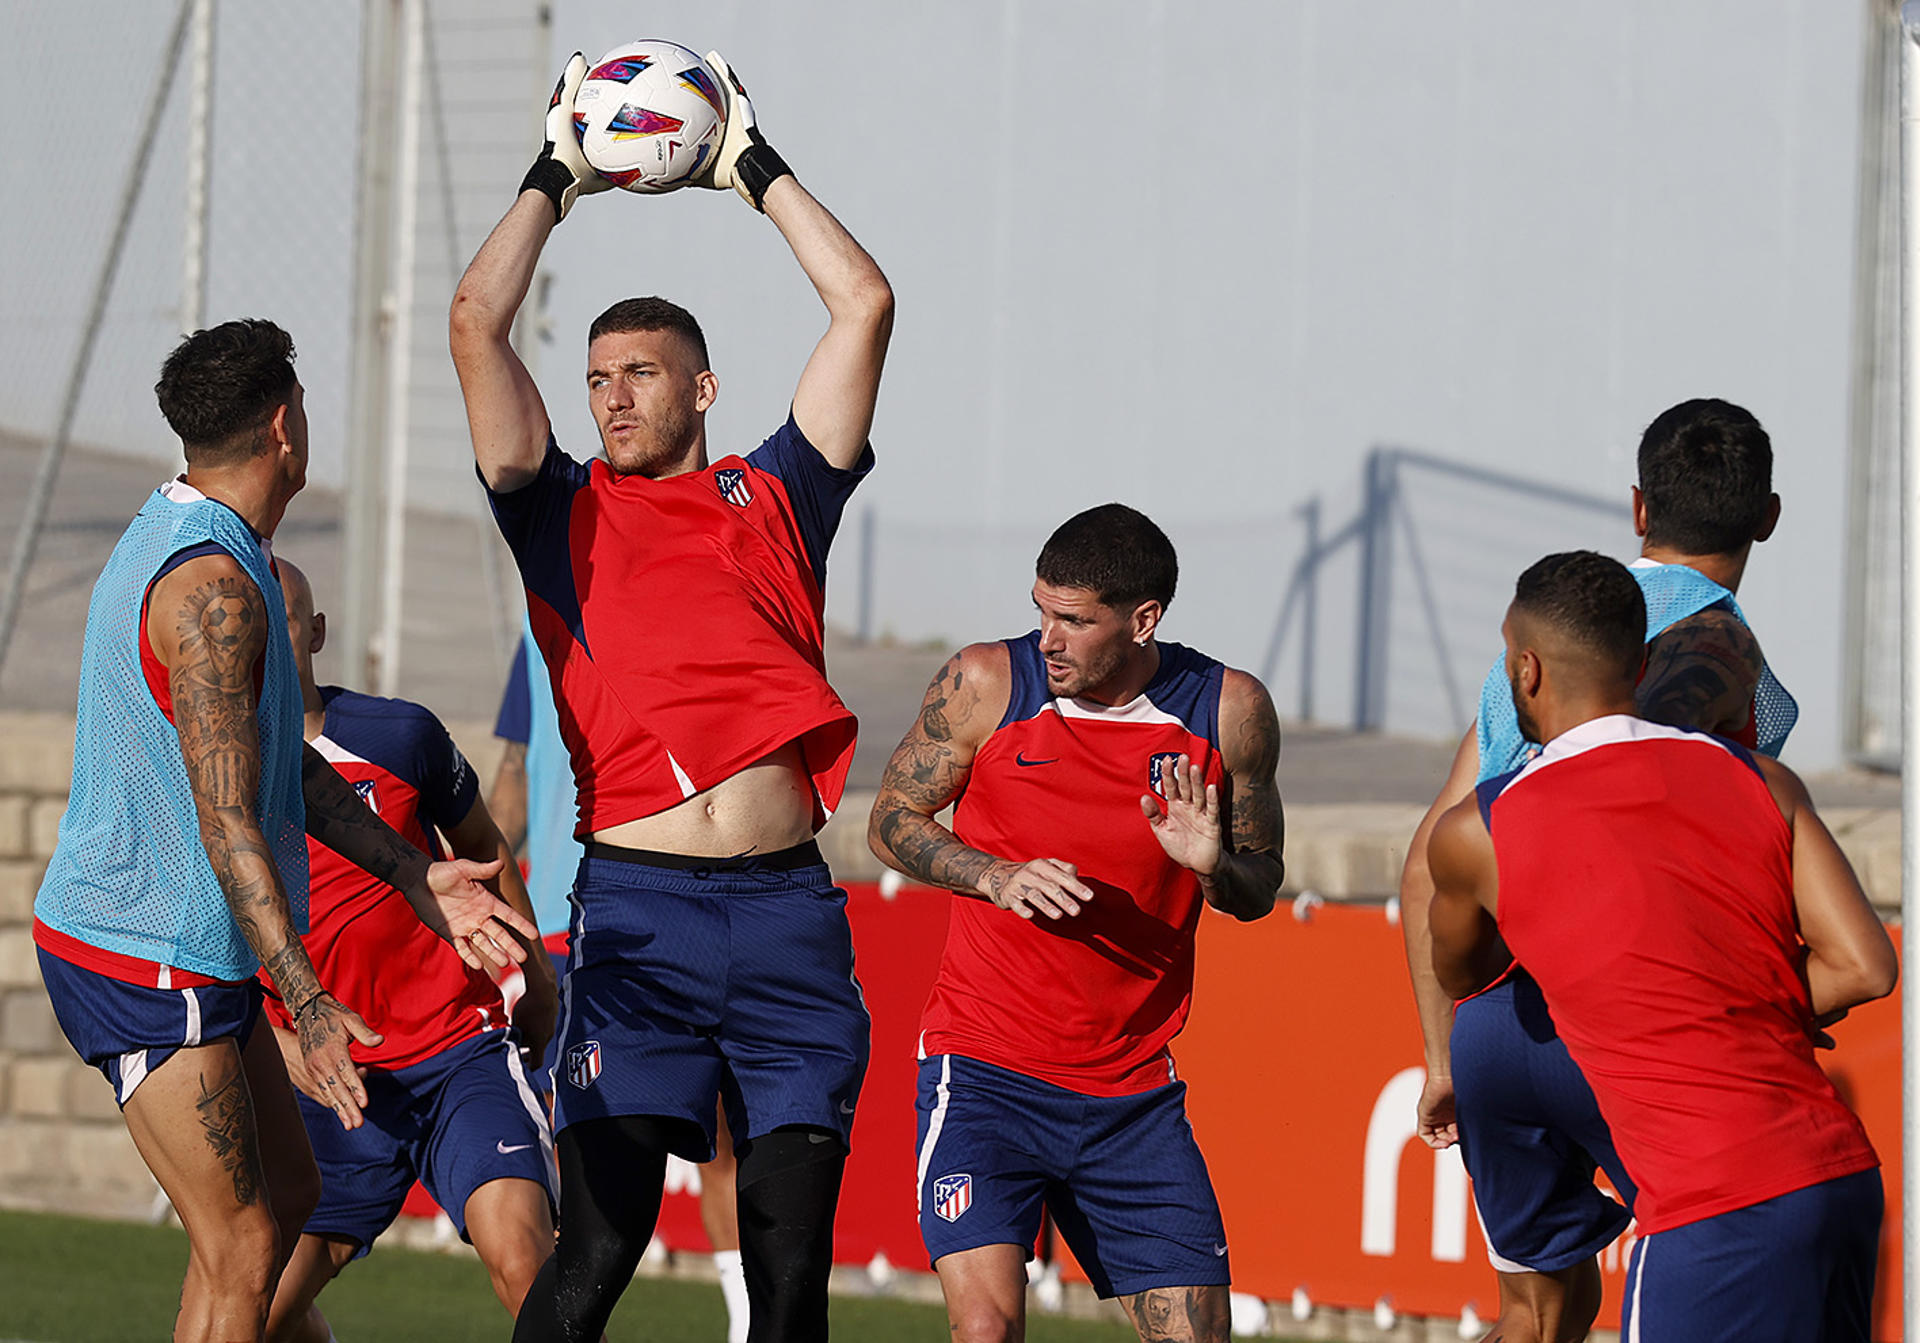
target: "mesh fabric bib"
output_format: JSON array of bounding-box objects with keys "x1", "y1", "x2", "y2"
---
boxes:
[
  {"x1": 36, "y1": 487, "x2": 307, "y2": 979},
  {"x1": 1475, "y1": 561, "x2": 1798, "y2": 782}
]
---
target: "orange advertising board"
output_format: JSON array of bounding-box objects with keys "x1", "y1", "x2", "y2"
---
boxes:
[{"x1": 638, "y1": 887, "x2": 1903, "y2": 1339}]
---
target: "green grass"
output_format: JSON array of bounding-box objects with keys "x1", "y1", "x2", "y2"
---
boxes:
[{"x1": 0, "y1": 1208, "x2": 1165, "y2": 1341}]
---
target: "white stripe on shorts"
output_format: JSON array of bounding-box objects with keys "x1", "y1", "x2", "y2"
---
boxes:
[
  {"x1": 118, "y1": 1049, "x2": 150, "y2": 1103},
  {"x1": 1626, "y1": 1234, "x2": 1649, "y2": 1341},
  {"x1": 502, "y1": 1035, "x2": 558, "y2": 1203},
  {"x1": 914, "y1": 1055, "x2": 953, "y2": 1215},
  {"x1": 182, "y1": 987, "x2": 203, "y2": 1047},
  {"x1": 1474, "y1": 1189, "x2": 1534, "y2": 1273}
]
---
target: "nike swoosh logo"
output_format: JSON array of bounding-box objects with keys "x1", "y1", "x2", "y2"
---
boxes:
[
  {"x1": 1213, "y1": 1244, "x2": 1228, "y2": 1257},
  {"x1": 497, "y1": 1141, "x2": 533, "y2": 1155},
  {"x1": 1014, "y1": 753, "x2": 1058, "y2": 767},
  {"x1": 839, "y1": 1100, "x2": 857, "y2": 1115}
]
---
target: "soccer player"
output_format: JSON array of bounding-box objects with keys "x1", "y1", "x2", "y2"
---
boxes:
[
  {"x1": 491, "y1": 624, "x2": 751, "y2": 1343},
  {"x1": 31, "y1": 320, "x2": 536, "y2": 1343},
  {"x1": 1428, "y1": 551, "x2": 1893, "y2": 1343},
  {"x1": 1398, "y1": 399, "x2": 1794, "y2": 1343},
  {"x1": 262, "y1": 560, "x2": 559, "y2": 1342},
  {"x1": 867, "y1": 505, "x2": 1286, "y2": 1343},
  {"x1": 451, "y1": 49, "x2": 893, "y2": 1343}
]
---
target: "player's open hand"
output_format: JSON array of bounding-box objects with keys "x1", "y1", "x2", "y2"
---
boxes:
[
  {"x1": 979, "y1": 858, "x2": 1094, "y2": 921},
  {"x1": 411, "y1": 857, "x2": 541, "y2": 970},
  {"x1": 1140, "y1": 755, "x2": 1223, "y2": 876},
  {"x1": 295, "y1": 993, "x2": 383, "y2": 1130},
  {"x1": 1416, "y1": 1072, "x2": 1458, "y2": 1150}
]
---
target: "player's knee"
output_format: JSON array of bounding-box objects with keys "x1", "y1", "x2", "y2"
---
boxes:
[
  {"x1": 485, "y1": 1233, "x2": 555, "y2": 1313},
  {"x1": 946, "y1": 1297, "x2": 1022, "y2": 1343},
  {"x1": 190, "y1": 1213, "x2": 282, "y2": 1306}
]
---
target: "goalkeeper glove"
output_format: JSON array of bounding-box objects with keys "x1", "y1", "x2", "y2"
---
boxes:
[
  {"x1": 696, "y1": 51, "x2": 793, "y2": 212},
  {"x1": 520, "y1": 53, "x2": 610, "y2": 222}
]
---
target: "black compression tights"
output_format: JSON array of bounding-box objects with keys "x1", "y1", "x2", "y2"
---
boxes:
[
  {"x1": 513, "y1": 1114, "x2": 692, "y2": 1343},
  {"x1": 510, "y1": 1117, "x2": 848, "y2": 1343},
  {"x1": 735, "y1": 1126, "x2": 849, "y2": 1343}
]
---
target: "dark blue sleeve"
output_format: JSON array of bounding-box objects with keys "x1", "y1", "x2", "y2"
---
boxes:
[
  {"x1": 415, "y1": 712, "x2": 480, "y2": 833},
  {"x1": 484, "y1": 439, "x2": 592, "y2": 645},
  {"x1": 745, "y1": 414, "x2": 874, "y2": 586},
  {"x1": 494, "y1": 641, "x2": 532, "y2": 744}
]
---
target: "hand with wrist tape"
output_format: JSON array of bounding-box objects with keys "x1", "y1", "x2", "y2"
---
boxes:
[
  {"x1": 520, "y1": 52, "x2": 611, "y2": 222},
  {"x1": 694, "y1": 50, "x2": 793, "y2": 211}
]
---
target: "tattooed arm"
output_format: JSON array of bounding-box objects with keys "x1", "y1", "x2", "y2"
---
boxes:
[
  {"x1": 867, "y1": 643, "x2": 1096, "y2": 921},
  {"x1": 302, "y1": 746, "x2": 538, "y2": 970},
  {"x1": 149, "y1": 554, "x2": 381, "y2": 1127},
  {"x1": 1140, "y1": 668, "x2": 1286, "y2": 921},
  {"x1": 1637, "y1": 606, "x2": 1764, "y2": 737}
]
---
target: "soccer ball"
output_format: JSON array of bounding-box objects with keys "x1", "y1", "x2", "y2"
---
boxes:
[{"x1": 573, "y1": 41, "x2": 727, "y2": 193}]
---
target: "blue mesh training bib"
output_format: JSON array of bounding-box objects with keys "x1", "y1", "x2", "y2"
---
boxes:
[
  {"x1": 1476, "y1": 562, "x2": 1798, "y2": 782},
  {"x1": 36, "y1": 487, "x2": 308, "y2": 979}
]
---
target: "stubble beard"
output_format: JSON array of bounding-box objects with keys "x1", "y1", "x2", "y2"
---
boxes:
[{"x1": 603, "y1": 402, "x2": 699, "y2": 478}]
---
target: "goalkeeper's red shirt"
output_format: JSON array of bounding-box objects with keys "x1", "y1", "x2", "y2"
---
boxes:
[
  {"x1": 486, "y1": 417, "x2": 867, "y2": 835},
  {"x1": 1481, "y1": 714, "x2": 1878, "y2": 1234},
  {"x1": 918, "y1": 634, "x2": 1226, "y2": 1097},
  {"x1": 259, "y1": 687, "x2": 507, "y2": 1070}
]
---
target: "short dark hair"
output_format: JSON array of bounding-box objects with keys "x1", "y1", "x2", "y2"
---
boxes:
[
  {"x1": 1511, "y1": 550, "x2": 1646, "y2": 680},
  {"x1": 154, "y1": 319, "x2": 297, "y2": 464},
  {"x1": 588, "y1": 296, "x2": 709, "y2": 370},
  {"x1": 1636, "y1": 398, "x2": 1773, "y2": 555},
  {"x1": 1035, "y1": 504, "x2": 1178, "y2": 611}
]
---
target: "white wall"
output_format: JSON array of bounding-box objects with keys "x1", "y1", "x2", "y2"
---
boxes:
[
  {"x1": 0, "y1": 1, "x2": 1871, "y2": 766},
  {"x1": 533, "y1": 0, "x2": 1867, "y2": 766}
]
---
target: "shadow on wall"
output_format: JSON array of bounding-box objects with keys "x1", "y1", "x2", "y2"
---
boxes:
[{"x1": 1256, "y1": 447, "x2": 1629, "y2": 733}]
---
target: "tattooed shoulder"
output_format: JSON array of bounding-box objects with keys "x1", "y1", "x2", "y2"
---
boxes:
[{"x1": 1221, "y1": 668, "x2": 1281, "y2": 780}]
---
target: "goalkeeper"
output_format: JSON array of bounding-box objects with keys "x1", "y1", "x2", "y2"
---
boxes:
[{"x1": 451, "y1": 47, "x2": 893, "y2": 1343}]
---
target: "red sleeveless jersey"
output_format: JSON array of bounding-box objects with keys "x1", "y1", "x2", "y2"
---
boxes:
[
  {"x1": 259, "y1": 689, "x2": 506, "y2": 1070},
  {"x1": 487, "y1": 418, "x2": 865, "y2": 833},
  {"x1": 919, "y1": 635, "x2": 1226, "y2": 1096},
  {"x1": 1481, "y1": 715, "x2": 1878, "y2": 1234}
]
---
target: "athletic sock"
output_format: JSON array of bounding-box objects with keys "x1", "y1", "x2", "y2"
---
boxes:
[{"x1": 714, "y1": 1248, "x2": 749, "y2": 1343}]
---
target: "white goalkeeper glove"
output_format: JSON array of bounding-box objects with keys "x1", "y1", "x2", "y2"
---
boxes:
[
  {"x1": 695, "y1": 50, "x2": 793, "y2": 212},
  {"x1": 520, "y1": 53, "x2": 611, "y2": 222}
]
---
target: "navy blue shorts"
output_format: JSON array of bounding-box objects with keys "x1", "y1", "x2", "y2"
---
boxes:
[
  {"x1": 1451, "y1": 971, "x2": 1636, "y2": 1272},
  {"x1": 551, "y1": 847, "x2": 870, "y2": 1160},
  {"x1": 1621, "y1": 1168, "x2": 1881, "y2": 1342},
  {"x1": 914, "y1": 1053, "x2": 1230, "y2": 1299},
  {"x1": 39, "y1": 947, "x2": 263, "y2": 1106},
  {"x1": 300, "y1": 1029, "x2": 555, "y2": 1256}
]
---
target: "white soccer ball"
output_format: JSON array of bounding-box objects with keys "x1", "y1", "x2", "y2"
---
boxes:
[{"x1": 572, "y1": 40, "x2": 727, "y2": 193}]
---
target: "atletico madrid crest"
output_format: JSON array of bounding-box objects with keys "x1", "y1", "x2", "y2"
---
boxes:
[
  {"x1": 716, "y1": 468, "x2": 753, "y2": 508},
  {"x1": 1147, "y1": 751, "x2": 1183, "y2": 799},
  {"x1": 566, "y1": 1040, "x2": 603, "y2": 1090},
  {"x1": 932, "y1": 1172, "x2": 973, "y2": 1223}
]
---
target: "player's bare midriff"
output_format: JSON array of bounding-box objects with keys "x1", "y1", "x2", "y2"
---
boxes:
[{"x1": 590, "y1": 739, "x2": 818, "y2": 857}]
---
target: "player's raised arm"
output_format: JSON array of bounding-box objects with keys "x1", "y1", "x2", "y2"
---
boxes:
[
  {"x1": 1140, "y1": 669, "x2": 1285, "y2": 921},
  {"x1": 152, "y1": 553, "x2": 383, "y2": 1126},
  {"x1": 697, "y1": 52, "x2": 893, "y2": 469},
  {"x1": 869, "y1": 643, "x2": 1094, "y2": 920},
  {"x1": 451, "y1": 55, "x2": 610, "y2": 492},
  {"x1": 1751, "y1": 755, "x2": 1898, "y2": 1018},
  {"x1": 1398, "y1": 725, "x2": 1484, "y2": 1148},
  {"x1": 1426, "y1": 798, "x2": 1508, "y2": 1003}
]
